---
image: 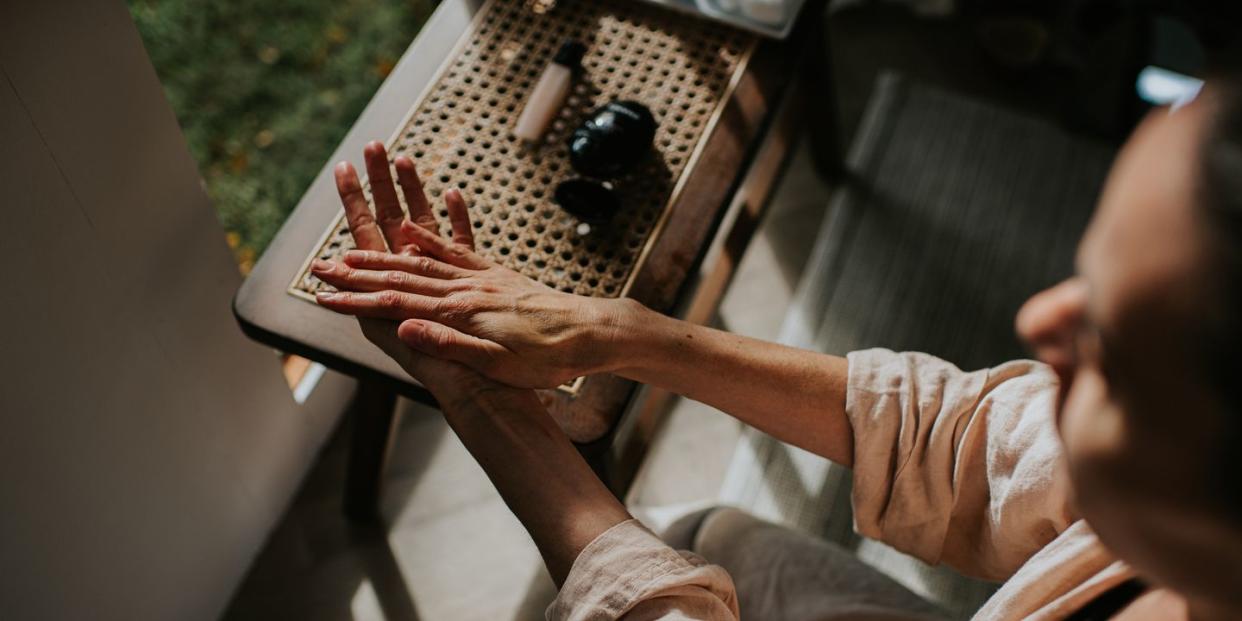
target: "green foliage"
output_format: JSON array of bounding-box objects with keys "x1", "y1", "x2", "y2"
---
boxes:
[{"x1": 127, "y1": 0, "x2": 437, "y2": 271}]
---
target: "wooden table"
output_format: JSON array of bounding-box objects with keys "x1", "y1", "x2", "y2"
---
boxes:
[{"x1": 234, "y1": 0, "x2": 835, "y2": 521}]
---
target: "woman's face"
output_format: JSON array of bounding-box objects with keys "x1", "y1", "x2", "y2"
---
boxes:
[{"x1": 1015, "y1": 93, "x2": 1242, "y2": 608}]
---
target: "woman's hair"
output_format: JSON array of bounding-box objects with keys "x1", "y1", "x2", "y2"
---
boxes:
[{"x1": 1195, "y1": 46, "x2": 1242, "y2": 521}]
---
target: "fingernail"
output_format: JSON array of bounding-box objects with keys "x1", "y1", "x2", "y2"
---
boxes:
[
  {"x1": 310, "y1": 259, "x2": 331, "y2": 272},
  {"x1": 316, "y1": 291, "x2": 338, "y2": 302}
]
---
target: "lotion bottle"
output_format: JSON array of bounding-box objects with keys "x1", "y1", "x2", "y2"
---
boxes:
[{"x1": 514, "y1": 40, "x2": 586, "y2": 142}]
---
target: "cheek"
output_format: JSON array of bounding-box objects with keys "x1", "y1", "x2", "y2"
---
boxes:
[
  {"x1": 1057, "y1": 371, "x2": 1128, "y2": 506},
  {"x1": 1056, "y1": 369, "x2": 1097, "y2": 446}
]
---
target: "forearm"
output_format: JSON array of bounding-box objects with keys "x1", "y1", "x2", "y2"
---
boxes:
[
  {"x1": 600, "y1": 300, "x2": 854, "y2": 467},
  {"x1": 441, "y1": 387, "x2": 631, "y2": 586}
]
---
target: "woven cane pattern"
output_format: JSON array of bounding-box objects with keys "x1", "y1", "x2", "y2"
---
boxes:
[{"x1": 291, "y1": 0, "x2": 754, "y2": 300}]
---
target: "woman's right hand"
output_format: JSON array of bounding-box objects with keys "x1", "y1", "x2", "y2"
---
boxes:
[{"x1": 313, "y1": 199, "x2": 643, "y2": 389}]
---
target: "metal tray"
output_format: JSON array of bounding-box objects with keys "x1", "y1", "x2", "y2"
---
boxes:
[{"x1": 636, "y1": 0, "x2": 810, "y2": 39}]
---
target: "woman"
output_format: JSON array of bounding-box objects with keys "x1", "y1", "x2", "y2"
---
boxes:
[{"x1": 308, "y1": 66, "x2": 1242, "y2": 619}]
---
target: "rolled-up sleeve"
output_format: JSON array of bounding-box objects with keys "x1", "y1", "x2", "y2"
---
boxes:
[
  {"x1": 846, "y1": 348, "x2": 1077, "y2": 581},
  {"x1": 546, "y1": 519, "x2": 739, "y2": 621}
]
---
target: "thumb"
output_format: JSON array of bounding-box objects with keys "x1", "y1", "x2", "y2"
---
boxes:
[{"x1": 397, "y1": 319, "x2": 505, "y2": 377}]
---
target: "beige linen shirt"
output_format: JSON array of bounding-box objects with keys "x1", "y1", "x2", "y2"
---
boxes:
[{"x1": 548, "y1": 349, "x2": 1137, "y2": 620}]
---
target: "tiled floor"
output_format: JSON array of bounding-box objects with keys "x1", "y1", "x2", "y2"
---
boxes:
[{"x1": 224, "y1": 392, "x2": 557, "y2": 621}]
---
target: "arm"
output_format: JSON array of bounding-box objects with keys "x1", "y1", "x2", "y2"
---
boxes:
[
  {"x1": 314, "y1": 226, "x2": 854, "y2": 465},
  {"x1": 425, "y1": 379, "x2": 736, "y2": 619},
  {"x1": 415, "y1": 375, "x2": 738, "y2": 619},
  {"x1": 435, "y1": 378, "x2": 631, "y2": 584},
  {"x1": 608, "y1": 302, "x2": 854, "y2": 466},
  {"x1": 845, "y1": 349, "x2": 1077, "y2": 580}
]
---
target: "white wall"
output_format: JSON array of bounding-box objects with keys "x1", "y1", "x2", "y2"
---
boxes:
[{"x1": 0, "y1": 2, "x2": 355, "y2": 619}]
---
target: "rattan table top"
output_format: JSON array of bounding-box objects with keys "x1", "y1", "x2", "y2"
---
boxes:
[{"x1": 290, "y1": 0, "x2": 756, "y2": 302}]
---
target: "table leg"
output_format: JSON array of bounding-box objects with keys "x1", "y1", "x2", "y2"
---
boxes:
[
  {"x1": 800, "y1": 3, "x2": 843, "y2": 179},
  {"x1": 576, "y1": 435, "x2": 616, "y2": 496},
  {"x1": 343, "y1": 380, "x2": 401, "y2": 522}
]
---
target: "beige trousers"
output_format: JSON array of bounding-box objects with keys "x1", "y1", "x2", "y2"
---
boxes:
[{"x1": 662, "y1": 507, "x2": 954, "y2": 621}]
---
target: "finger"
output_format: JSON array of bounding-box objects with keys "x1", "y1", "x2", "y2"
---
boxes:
[
  {"x1": 342, "y1": 249, "x2": 471, "y2": 280},
  {"x1": 400, "y1": 220, "x2": 489, "y2": 270},
  {"x1": 310, "y1": 259, "x2": 456, "y2": 296},
  {"x1": 335, "y1": 161, "x2": 388, "y2": 252},
  {"x1": 315, "y1": 289, "x2": 441, "y2": 322},
  {"x1": 397, "y1": 319, "x2": 506, "y2": 375},
  {"x1": 394, "y1": 156, "x2": 438, "y2": 235},
  {"x1": 360, "y1": 318, "x2": 482, "y2": 391},
  {"x1": 444, "y1": 189, "x2": 476, "y2": 250},
  {"x1": 363, "y1": 141, "x2": 415, "y2": 252},
  {"x1": 357, "y1": 317, "x2": 408, "y2": 362}
]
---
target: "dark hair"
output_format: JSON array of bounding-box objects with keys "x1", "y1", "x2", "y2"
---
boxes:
[{"x1": 1196, "y1": 46, "x2": 1242, "y2": 521}]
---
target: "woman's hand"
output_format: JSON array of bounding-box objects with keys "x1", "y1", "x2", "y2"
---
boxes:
[
  {"x1": 312, "y1": 218, "x2": 638, "y2": 388},
  {"x1": 323, "y1": 144, "x2": 636, "y2": 586},
  {"x1": 322, "y1": 140, "x2": 532, "y2": 411}
]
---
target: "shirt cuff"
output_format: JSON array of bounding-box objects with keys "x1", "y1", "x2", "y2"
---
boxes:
[{"x1": 547, "y1": 519, "x2": 738, "y2": 621}]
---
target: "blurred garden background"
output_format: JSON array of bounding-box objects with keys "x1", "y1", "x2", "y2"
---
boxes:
[{"x1": 128, "y1": 0, "x2": 438, "y2": 273}]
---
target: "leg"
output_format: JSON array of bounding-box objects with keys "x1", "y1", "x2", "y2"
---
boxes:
[
  {"x1": 343, "y1": 380, "x2": 401, "y2": 522},
  {"x1": 668, "y1": 508, "x2": 950, "y2": 621}
]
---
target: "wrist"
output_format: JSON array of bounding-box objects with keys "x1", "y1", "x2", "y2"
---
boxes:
[
  {"x1": 438, "y1": 380, "x2": 545, "y2": 424},
  {"x1": 579, "y1": 297, "x2": 658, "y2": 376}
]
